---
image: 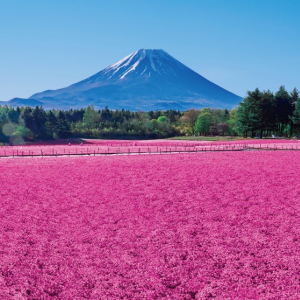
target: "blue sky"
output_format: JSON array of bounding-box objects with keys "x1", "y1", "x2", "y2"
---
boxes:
[{"x1": 1, "y1": 0, "x2": 299, "y2": 101}]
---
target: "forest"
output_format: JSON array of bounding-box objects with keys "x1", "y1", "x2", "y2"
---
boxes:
[{"x1": 0, "y1": 86, "x2": 299, "y2": 144}]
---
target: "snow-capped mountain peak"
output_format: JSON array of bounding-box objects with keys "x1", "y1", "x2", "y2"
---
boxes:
[
  {"x1": 77, "y1": 49, "x2": 185, "y2": 85},
  {"x1": 8, "y1": 49, "x2": 242, "y2": 111}
]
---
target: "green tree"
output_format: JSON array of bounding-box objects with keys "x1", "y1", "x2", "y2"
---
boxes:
[
  {"x1": 57, "y1": 111, "x2": 71, "y2": 138},
  {"x1": 194, "y1": 111, "x2": 212, "y2": 135},
  {"x1": 0, "y1": 109, "x2": 9, "y2": 142},
  {"x1": 259, "y1": 90, "x2": 276, "y2": 137},
  {"x1": 291, "y1": 91, "x2": 300, "y2": 133},
  {"x1": 226, "y1": 107, "x2": 239, "y2": 135},
  {"x1": 32, "y1": 106, "x2": 47, "y2": 139},
  {"x1": 45, "y1": 111, "x2": 59, "y2": 138},
  {"x1": 83, "y1": 105, "x2": 99, "y2": 129},
  {"x1": 8, "y1": 109, "x2": 20, "y2": 124},
  {"x1": 21, "y1": 107, "x2": 34, "y2": 132},
  {"x1": 237, "y1": 89, "x2": 263, "y2": 137},
  {"x1": 289, "y1": 88, "x2": 299, "y2": 136},
  {"x1": 274, "y1": 86, "x2": 293, "y2": 136},
  {"x1": 157, "y1": 116, "x2": 167, "y2": 123},
  {"x1": 179, "y1": 109, "x2": 201, "y2": 134}
]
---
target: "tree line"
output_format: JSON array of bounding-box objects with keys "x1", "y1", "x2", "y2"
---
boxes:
[
  {"x1": 0, "y1": 106, "x2": 183, "y2": 144},
  {"x1": 0, "y1": 86, "x2": 299, "y2": 144},
  {"x1": 236, "y1": 86, "x2": 300, "y2": 138}
]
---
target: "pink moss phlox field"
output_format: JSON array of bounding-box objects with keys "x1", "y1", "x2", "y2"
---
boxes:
[
  {"x1": 1, "y1": 139, "x2": 300, "y2": 157},
  {"x1": 1, "y1": 151, "x2": 300, "y2": 298}
]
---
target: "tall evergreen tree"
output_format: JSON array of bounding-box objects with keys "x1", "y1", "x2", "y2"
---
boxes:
[
  {"x1": 21, "y1": 107, "x2": 34, "y2": 132},
  {"x1": 259, "y1": 90, "x2": 276, "y2": 137},
  {"x1": 7, "y1": 108, "x2": 20, "y2": 124},
  {"x1": 274, "y1": 86, "x2": 293, "y2": 135},
  {"x1": 0, "y1": 109, "x2": 9, "y2": 142},
  {"x1": 237, "y1": 89, "x2": 262, "y2": 137},
  {"x1": 57, "y1": 111, "x2": 71, "y2": 138},
  {"x1": 45, "y1": 111, "x2": 59, "y2": 138},
  {"x1": 291, "y1": 90, "x2": 300, "y2": 134},
  {"x1": 289, "y1": 88, "x2": 299, "y2": 136},
  {"x1": 32, "y1": 106, "x2": 47, "y2": 139}
]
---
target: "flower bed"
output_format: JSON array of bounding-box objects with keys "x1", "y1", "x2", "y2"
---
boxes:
[
  {"x1": 1, "y1": 138, "x2": 300, "y2": 157},
  {"x1": 1, "y1": 151, "x2": 300, "y2": 298}
]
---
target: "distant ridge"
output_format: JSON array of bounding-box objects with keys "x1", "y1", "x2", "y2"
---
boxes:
[
  {"x1": 0, "y1": 98, "x2": 43, "y2": 107},
  {"x1": 3, "y1": 49, "x2": 242, "y2": 110}
]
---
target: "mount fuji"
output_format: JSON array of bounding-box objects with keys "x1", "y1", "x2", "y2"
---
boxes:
[{"x1": 3, "y1": 49, "x2": 242, "y2": 110}]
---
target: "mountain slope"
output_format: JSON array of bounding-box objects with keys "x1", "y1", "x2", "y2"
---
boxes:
[
  {"x1": 0, "y1": 98, "x2": 44, "y2": 107},
  {"x1": 6, "y1": 49, "x2": 242, "y2": 110}
]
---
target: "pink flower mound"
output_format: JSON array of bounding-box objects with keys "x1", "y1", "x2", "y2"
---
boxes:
[{"x1": 1, "y1": 152, "x2": 300, "y2": 299}]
